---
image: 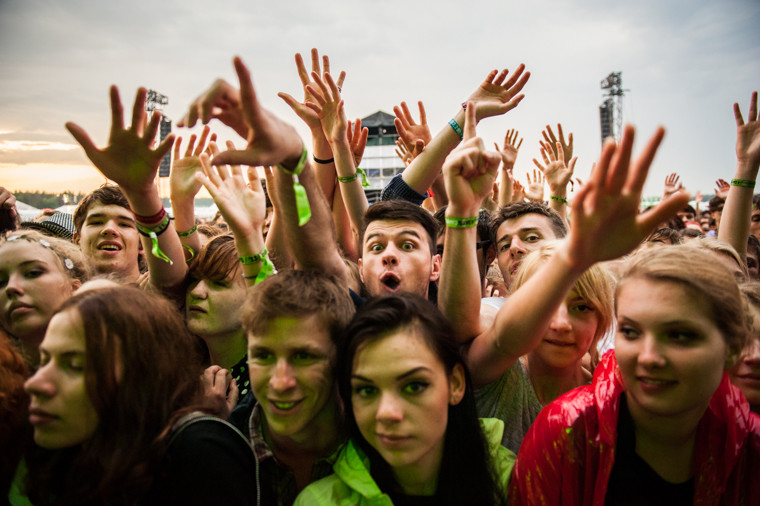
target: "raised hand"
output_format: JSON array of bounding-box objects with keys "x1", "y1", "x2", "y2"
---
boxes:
[
  {"x1": 197, "y1": 151, "x2": 266, "y2": 241},
  {"x1": 278, "y1": 48, "x2": 346, "y2": 133},
  {"x1": 443, "y1": 102, "x2": 501, "y2": 216},
  {"x1": 305, "y1": 71, "x2": 348, "y2": 144},
  {"x1": 178, "y1": 79, "x2": 248, "y2": 139},
  {"x1": 541, "y1": 123, "x2": 573, "y2": 163},
  {"x1": 211, "y1": 57, "x2": 303, "y2": 170},
  {"x1": 715, "y1": 178, "x2": 730, "y2": 199},
  {"x1": 170, "y1": 125, "x2": 215, "y2": 203},
  {"x1": 512, "y1": 179, "x2": 526, "y2": 203},
  {"x1": 466, "y1": 65, "x2": 530, "y2": 122},
  {"x1": 565, "y1": 126, "x2": 689, "y2": 271},
  {"x1": 735, "y1": 90, "x2": 760, "y2": 168},
  {"x1": 495, "y1": 128, "x2": 522, "y2": 169},
  {"x1": 393, "y1": 100, "x2": 432, "y2": 153},
  {"x1": 66, "y1": 86, "x2": 175, "y2": 194},
  {"x1": 663, "y1": 172, "x2": 684, "y2": 199},
  {"x1": 534, "y1": 141, "x2": 576, "y2": 194},
  {"x1": 524, "y1": 169, "x2": 545, "y2": 202},
  {"x1": 347, "y1": 119, "x2": 369, "y2": 167}
]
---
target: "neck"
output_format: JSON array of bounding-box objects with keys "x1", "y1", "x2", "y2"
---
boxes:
[
  {"x1": 202, "y1": 329, "x2": 247, "y2": 369},
  {"x1": 18, "y1": 334, "x2": 43, "y2": 368},
  {"x1": 525, "y1": 354, "x2": 586, "y2": 405},
  {"x1": 626, "y1": 391, "x2": 703, "y2": 483},
  {"x1": 392, "y1": 439, "x2": 444, "y2": 496}
]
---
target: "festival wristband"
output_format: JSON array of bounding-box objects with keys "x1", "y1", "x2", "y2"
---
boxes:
[
  {"x1": 337, "y1": 167, "x2": 370, "y2": 188},
  {"x1": 277, "y1": 145, "x2": 311, "y2": 226},
  {"x1": 448, "y1": 119, "x2": 463, "y2": 140},
  {"x1": 550, "y1": 195, "x2": 568, "y2": 204},
  {"x1": 730, "y1": 178, "x2": 756, "y2": 189},
  {"x1": 177, "y1": 223, "x2": 198, "y2": 238},
  {"x1": 133, "y1": 207, "x2": 166, "y2": 224},
  {"x1": 135, "y1": 214, "x2": 173, "y2": 264},
  {"x1": 445, "y1": 216, "x2": 478, "y2": 228},
  {"x1": 183, "y1": 244, "x2": 195, "y2": 262},
  {"x1": 239, "y1": 247, "x2": 275, "y2": 284}
]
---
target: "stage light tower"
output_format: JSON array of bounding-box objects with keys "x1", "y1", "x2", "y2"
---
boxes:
[
  {"x1": 599, "y1": 72, "x2": 627, "y2": 146},
  {"x1": 145, "y1": 90, "x2": 171, "y2": 178}
]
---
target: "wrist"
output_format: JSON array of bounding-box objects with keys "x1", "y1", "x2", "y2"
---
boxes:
[
  {"x1": 446, "y1": 206, "x2": 480, "y2": 220},
  {"x1": 734, "y1": 160, "x2": 759, "y2": 179}
]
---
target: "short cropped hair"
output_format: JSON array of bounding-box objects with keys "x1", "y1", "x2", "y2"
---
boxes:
[
  {"x1": 360, "y1": 200, "x2": 438, "y2": 257},
  {"x1": 241, "y1": 270, "x2": 354, "y2": 346},
  {"x1": 73, "y1": 185, "x2": 130, "y2": 236},
  {"x1": 489, "y1": 202, "x2": 567, "y2": 245}
]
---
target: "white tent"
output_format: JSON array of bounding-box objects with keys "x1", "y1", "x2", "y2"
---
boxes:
[{"x1": 15, "y1": 200, "x2": 41, "y2": 222}]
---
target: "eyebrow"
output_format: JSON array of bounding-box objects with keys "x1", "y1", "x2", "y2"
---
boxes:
[
  {"x1": 365, "y1": 230, "x2": 422, "y2": 243},
  {"x1": 351, "y1": 366, "x2": 432, "y2": 383},
  {"x1": 86, "y1": 213, "x2": 135, "y2": 223}
]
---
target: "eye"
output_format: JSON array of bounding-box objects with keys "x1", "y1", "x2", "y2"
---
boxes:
[
  {"x1": 24, "y1": 268, "x2": 45, "y2": 279},
  {"x1": 617, "y1": 325, "x2": 640, "y2": 340},
  {"x1": 249, "y1": 350, "x2": 273, "y2": 363},
  {"x1": 403, "y1": 381, "x2": 429, "y2": 395},
  {"x1": 119, "y1": 221, "x2": 135, "y2": 229},
  {"x1": 369, "y1": 243, "x2": 383, "y2": 253},
  {"x1": 293, "y1": 351, "x2": 317, "y2": 363},
  {"x1": 571, "y1": 303, "x2": 595, "y2": 314},
  {"x1": 68, "y1": 357, "x2": 85, "y2": 372},
  {"x1": 353, "y1": 384, "x2": 377, "y2": 398},
  {"x1": 209, "y1": 279, "x2": 230, "y2": 289},
  {"x1": 666, "y1": 330, "x2": 699, "y2": 344},
  {"x1": 525, "y1": 234, "x2": 541, "y2": 243},
  {"x1": 499, "y1": 242, "x2": 511, "y2": 252},
  {"x1": 400, "y1": 241, "x2": 415, "y2": 251}
]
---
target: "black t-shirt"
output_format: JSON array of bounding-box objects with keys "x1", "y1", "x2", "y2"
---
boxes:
[{"x1": 605, "y1": 397, "x2": 694, "y2": 506}]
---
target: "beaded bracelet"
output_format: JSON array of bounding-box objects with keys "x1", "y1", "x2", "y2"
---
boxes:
[
  {"x1": 445, "y1": 216, "x2": 478, "y2": 228},
  {"x1": 177, "y1": 223, "x2": 198, "y2": 238},
  {"x1": 550, "y1": 195, "x2": 569, "y2": 204},
  {"x1": 448, "y1": 119, "x2": 463, "y2": 140},
  {"x1": 730, "y1": 178, "x2": 755, "y2": 189}
]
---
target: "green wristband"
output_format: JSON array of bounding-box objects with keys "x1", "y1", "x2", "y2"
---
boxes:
[
  {"x1": 730, "y1": 178, "x2": 756, "y2": 189},
  {"x1": 277, "y1": 146, "x2": 311, "y2": 226},
  {"x1": 338, "y1": 167, "x2": 370, "y2": 188},
  {"x1": 550, "y1": 195, "x2": 569, "y2": 204},
  {"x1": 177, "y1": 223, "x2": 197, "y2": 238},
  {"x1": 240, "y1": 247, "x2": 275, "y2": 285},
  {"x1": 135, "y1": 214, "x2": 173, "y2": 265},
  {"x1": 448, "y1": 119, "x2": 463, "y2": 140},
  {"x1": 445, "y1": 216, "x2": 478, "y2": 228}
]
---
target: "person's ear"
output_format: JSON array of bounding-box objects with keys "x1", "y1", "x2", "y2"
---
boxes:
[
  {"x1": 73, "y1": 231, "x2": 80, "y2": 246},
  {"x1": 429, "y1": 252, "x2": 441, "y2": 282},
  {"x1": 70, "y1": 278, "x2": 82, "y2": 292},
  {"x1": 358, "y1": 257, "x2": 365, "y2": 284},
  {"x1": 448, "y1": 363, "x2": 466, "y2": 405}
]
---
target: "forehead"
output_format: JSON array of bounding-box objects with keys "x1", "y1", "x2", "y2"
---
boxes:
[
  {"x1": 497, "y1": 213, "x2": 557, "y2": 240},
  {"x1": 84, "y1": 202, "x2": 134, "y2": 222},
  {"x1": 0, "y1": 240, "x2": 60, "y2": 269},
  {"x1": 353, "y1": 328, "x2": 443, "y2": 375},
  {"x1": 364, "y1": 220, "x2": 431, "y2": 246},
  {"x1": 42, "y1": 309, "x2": 86, "y2": 352},
  {"x1": 248, "y1": 315, "x2": 333, "y2": 351}
]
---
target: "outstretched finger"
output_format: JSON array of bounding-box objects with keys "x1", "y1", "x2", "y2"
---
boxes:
[
  {"x1": 145, "y1": 110, "x2": 162, "y2": 146},
  {"x1": 194, "y1": 125, "x2": 211, "y2": 157},
  {"x1": 199, "y1": 153, "x2": 222, "y2": 187},
  {"x1": 418, "y1": 101, "x2": 427, "y2": 124},
  {"x1": 606, "y1": 125, "x2": 635, "y2": 194},
  {"x1": 109, "y1": 85, "x2": 125, "y2": 134},
  {"x1": 131, "y1": 87, "x2": 148, "y2": 136},
  {"x1": 734, "y1": 102, "x2": 745, "y2": 127},
  {"x1": 626, "y1": 126, "x2": 665, "y2": 194},
  {"x1": 248, "y1": 167, "x2": 264, "y2": 192},
  {"x1": 750, "y1": 91, "x2": 758, "y2": 122},
  {"x1": 65, "y1": 122, "x2": 99, "y2": 160},
  {"x1": 233, "y1": 56, "x2": 262, "y2": 129},
  {"x1": 463, "y1": 101, "x2": 477, "y2": 141},
  {"x1": 400, "y1": 101, "x2": 415, "y2": 124},
  {"x1": 336, "y1": 71, "x2": 346, "y2": 90},
  {"x1": 295, "y1": 52, "x2": 310, "y2": 89}
]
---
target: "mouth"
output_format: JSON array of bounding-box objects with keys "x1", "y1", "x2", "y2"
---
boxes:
[
  {"x1": 509, "y1": 261, "x2": 521, "y2": 275},
  {"x1": 380, "y1": 272, "x2": 401, "y2": 292},
  {"x1": 377, "y1": 433, "x2": 411, "y2": 447},
  {"x1": 543, "y1": 338, "x2": 574, "y2": 347},
  {"x1": 269, "y1": 399, "x2": 303, "y2": 412},
  {"x1": 8, "y1": 302, "x2": 33, "y2": 319},
  {"x1": 187, "y1": 305, "x2": 207, "y2": 315},
  {"x1": 29, "y1": 407, "x2": 58, "y2": 426},
  {"x1": 97, "y1": 242, "x2": 122, "y2": 252},
  {"x1": 637, "y1": 376, "x2": 677, "y2": 388}
]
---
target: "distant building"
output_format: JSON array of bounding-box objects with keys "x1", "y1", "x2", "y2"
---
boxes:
[{"x1": 360, "y1": 111, "x2": 405, "y2": 203}]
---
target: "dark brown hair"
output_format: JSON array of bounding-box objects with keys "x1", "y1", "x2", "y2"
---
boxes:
[
  {"x1": 489, "y1": 202, "x2": 567, "y2": 244},
  {"x1": 360, "y1": 200, "x2": 438, "y2": 257},
  {"x1": 73, "y1": 185, "x2": 130, "y2": 236}
]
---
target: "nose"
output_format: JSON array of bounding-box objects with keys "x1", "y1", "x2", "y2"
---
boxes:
[
  {"x1": 100, "y1": 219, "x2": 119, "y2": 237},
  {"x1": 510, "y1": 238, "x2": 526, "y2": 259},
  {"x1": 637, "y1": 334, "x2": 666, "y2": 369},
  {"x1": 549, "y1": 304, "x2": 572, "y2": 334},
  {"x1": 376, "y1": 391, "x2": 403, "y2": 425},
  {"x1": 4, "y1": 272, "x2": 24, "y2": 298},
  {"x1": 188, "y1": 280, "x2": 208, "y2": 300},
  {"x1": 269, "y1": 359, "x2": 296, "y2": 392},
  {"x1": 382, "y1": 244, "x2": 399, "y2": 266},
  {"x1": 24, "y1": 362, "x2": 57, "y2": 398},
  {"x1": 741, "y1": 339, "x2": 760, "y2": 366}
]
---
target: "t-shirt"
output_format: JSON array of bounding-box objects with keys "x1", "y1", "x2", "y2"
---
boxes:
[{"x1": 474, "y1": 359, "x2": 543, "y2": 454}]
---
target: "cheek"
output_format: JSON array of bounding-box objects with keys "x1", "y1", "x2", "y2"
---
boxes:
[{"x1": 575, "y1": 315, "x2": 600, "y2": 350}]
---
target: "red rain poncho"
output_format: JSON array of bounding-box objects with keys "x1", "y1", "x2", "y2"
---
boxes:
[{"x1": 510, "y1": 351, "x2": 760, "y2": 505}]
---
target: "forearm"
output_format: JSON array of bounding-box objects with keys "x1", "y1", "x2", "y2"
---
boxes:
[
  {"x1": 401, "y1": 108, "x2": 465, "y2": 194},
  {"x1": 331, "y1": 187, "x2": 359, "y2": 262},
  {"x1": 547, "y1": 185, "x2": 568, "y2": 223},
  {"x1": 498, "y1": 168, "x2": 513, "y2": 206},
  {"x1": 718, "y1": 160, "x2": 758, "y2": 258},
  {"x1": 331, "y1": 137, "x2": 369, "y2": 238},
  {"x1": 265, "y1": 209, "x2": 293, "y2": 270},
  {"x1": 311, "y1": 131, "x2": 337, "y2": 204},
  {"x1": 170, "y1": 196, "x2": 201, "y2": 259}
]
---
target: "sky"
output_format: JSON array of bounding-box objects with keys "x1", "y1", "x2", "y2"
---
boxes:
[{"x1": 1, "y1": 0, "x2": 758, "y2": 201}]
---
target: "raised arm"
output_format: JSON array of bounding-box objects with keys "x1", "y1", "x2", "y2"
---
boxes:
[
  {"x1": 719, "y1": 90, "x2": 760, "y2": 259},
  {"x1": 389, "y1": 66, "x2": 530, "y2": 201},
  {"x1": 495, "y1": 129, "x2": 522, "y2": 207},
  {"x1": 466, "y1": 125, "x2": 689, "y2": 387},
  {"x1": 211, "y1": 57, "x2": 348, "y2": 285},
  {"x1": 306, "y1": 71, "x2": 369, "y2": 244},
  {"x1": 439, "y1": 103, "x2": 501, "y2": 341},
  {"x1": 278, "y1": 48, "x2": 346, "y2": 202},
  {"x1": 65, "y1": 86, "x2": 186, "y2": 289},
  {"x1": 534, "y1": 139, "x2": 577, "y2": 223},
  {"x1": 170, "y1": 125, "x2": 215, "y2": 260}
]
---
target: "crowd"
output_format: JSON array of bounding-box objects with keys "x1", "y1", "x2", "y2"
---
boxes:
[{"x1": 1, "y1": 48, "x2": 759, "y2": 505}]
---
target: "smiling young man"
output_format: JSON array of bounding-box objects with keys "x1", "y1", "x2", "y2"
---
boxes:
[
  {"x1": 73, "y1": 186, "x2": 143, "y2": 282},
  {"x1": 229, "y1": 270, "x2": 355, "y2": 505}
]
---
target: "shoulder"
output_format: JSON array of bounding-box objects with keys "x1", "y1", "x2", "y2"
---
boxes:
[{"x1": 149, "y1": 416, "x2": 257, "y2": 504}]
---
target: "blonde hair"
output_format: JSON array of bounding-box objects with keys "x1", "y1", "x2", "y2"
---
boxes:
[
  {"x1": 1, "y1": 230, "x2": 89, "y2": 284},
  {"x1": 511, "y1": 241, "x2": 615, "y2": 363},
  {"x1": 618, "y1": 245, "x2": 750, "y2": 359},
  {"x1": 685, "y1": 237, "x2": 749, "y2": 281}
]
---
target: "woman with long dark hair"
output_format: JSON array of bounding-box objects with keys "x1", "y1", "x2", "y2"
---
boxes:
[
  {"x1": 21, "y1": 285, "x2": 257, "y2": 505},
  {"x1": 295, "y1": 293, "x2": 513, "y2": 505}
]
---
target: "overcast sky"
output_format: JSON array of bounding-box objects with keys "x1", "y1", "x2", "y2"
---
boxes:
[{"x1": 1, "y1": 0, "x2": 758, "y2": 200}]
